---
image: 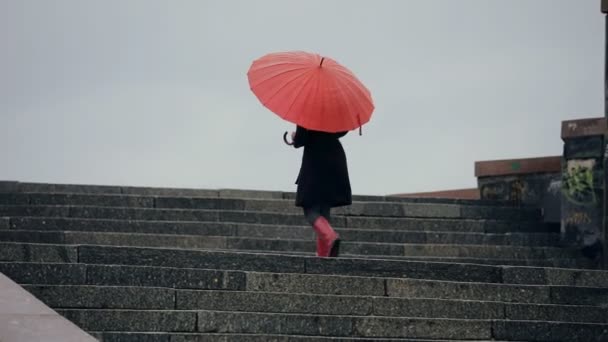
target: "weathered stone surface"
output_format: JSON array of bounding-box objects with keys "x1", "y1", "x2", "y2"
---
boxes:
[
  {"x1": 0, "y1": 181, "x2": 19, "y2": 192},
  {"x1": 397, "y1": 244, "x2": 571, "y2": 259},
  {"x1": 376, "y1": 255, "x2": 586, "y2": 268},
  {"x1": 122, "y1": 186, "x2": 218, "y2": 197},
  {"x1": 335, "y1": 202, "x2": 406, "y2": 217},
  {"x1": 197, "y1": 311, "x2": 354, "y2": 336},
  {"x1": 0, "y1": 193, "x2": 29, "y2": 205},
  {"x1": 352, "y1": 316, "x2": 492, "y2": 339},
  {"x1": 492, "y1": 320, "x2": 608, "y2": 342},
  {"x1": 305, "y1": 257, "x2": 502, "y2": 283},
  {"x1": 0, "y1": 262, "x2": 86, "y2": 285},
  {"x1": 236, "y1": 224, "x2": 313, "y2": 240},
  {"x1": 92, "y1": 332, "x2": 170, "y2": 342},
  {"x1": 165, "y1": 333, "x2": 460, "y2": 342},
  {"x1": 64, "y1": 231, "x2": 228, "y2": 250},
  {"x1": 403, "y1": 203, "x2": 461, "y2": 218},
  {"x1": 177, "y1": 290, "x2": 372, "y2": 315},
  {"x1": 372, "y1": 297, "x2": 503, "y2": 319},
  {"x1": 502, "y1": 267, "x2": 608, "y2": 287},
  {"x1": 461, "y1": 205, "x2": 540, "y2": 221},
  {"x1": 0, "y1": 205, "x2": 70, "y2": 217},
  {"x1": 25, "y1": 285, "x2": 175, "y2": 310},
  {"x1": 564, "y1": 136, "x2": 604, "y2": 159},
  {"x1": 219, "y1": 189, "x2": 285, "y2": 199},
  {"x1": 550, "y1": 286, "x2": 608, "y2": 306},
  {"x1": 0, "y1": 230, "x2": 65, "y2": 244},
  {"x1": 0, "y1": 242, "x2": 77, "y2": 263},
  {"x1": 171, "y1": 334, "x2": 274, "y2": 342},
  {"x1": 0, "y1": 273, "x2": 98, "y2": 342},
  {"x1": 386, "y1": 278, "x2": 550, "y2": 303},
  {"x1": 505, "y1": 303, "x2": 608, "y2": 323},
  {"x1": 18, "y1": 182, "x2": 123, "y2": 194},
  {"x1": 0, "y1": 314, "x2": 98, "y2": 342},
  {"x1": 245, "y1": 272, "x2": 385, "y2": 296},
  {"x1": 5, "y1": 215, "x2": 559, "y2": 249},
  {"x1": 242, "y1": 199, "x2": 300, "y2": 214},
  {"x1": 341, "y1": 242, "x2": 404, "y2": 257},
  {"x1": 78, "y1": 246, "x2": 306, "y2": 273},
  {"x1": 10, "y1": 217, "x2": 238, "y2": 236},
  {"x1": 483, "y1": 220, "x2": 550, "y2": 234},
  {"x1": 0, "y1": 216, "x2": 9, "y2": 230},
  {"x1": 69, "y1": 206, "x2": 220, "y2": 222},
  {"x1": 87, "y1": 264, "x2": 245, "y2": 290},
  {"x1": 345, "y1": 216, "x2": 485, "y2": 232},
  {"x1": 58, "y1": 309, "x2": 197, "y2": 332},
  {"x1": 168, "y1": 333, "x2": 476, "y2": 341},
  {"x1": 27, "y1": 193, "x2": 154, "y2": 208},
  {"x1": 226, "y1": 237, "x2": 313, "y2": 252},
  {"x1": 342, "y1": 230, "x2": 427, "y2": 244},
  {"x1": 155, "y1": 197, "x2": 245, "y2": 211},
  {"x1": 0, "y1": 273, "x2": 55, "y2": 315},
  {"x1": 219, "y1": 211, "x2": 348, "y2": 227}
]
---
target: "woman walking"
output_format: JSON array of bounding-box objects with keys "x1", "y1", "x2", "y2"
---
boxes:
[
  {"x1": 247, "y1": 51, "x2": 373, "y2": 257},
  {"x1": 290, "y1": 125, "x2": 352, "y2": 258}
]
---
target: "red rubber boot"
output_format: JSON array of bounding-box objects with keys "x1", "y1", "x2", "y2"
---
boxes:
[{"x1": 312, "y1": 216, "x2": 340, "y2": 257}]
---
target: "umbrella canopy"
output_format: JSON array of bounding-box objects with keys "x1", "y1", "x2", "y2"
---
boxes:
[{"x1": 247, "y1": 51, "x2": 374, "y2": 134}]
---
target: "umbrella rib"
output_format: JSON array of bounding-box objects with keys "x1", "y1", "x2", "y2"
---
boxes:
[
  {"x1": 332, "y1": 72, "x2": 359, "y2": 130},
  {"x1": 250, "y1": 61, "x2": 307, "y2": 71},
  {"x1": 340, "y1": 79, "x2": 370, "y2": 128},
  {"x1": 332, "y1": 71, "x2": 375, "y2": 112},
  {"x1": 338, "y1": 72, "x2": 371, "y2": 128},
  {"x1": 332, "y1": 69, "x2": 373, "y2": 99},
  {"x1": 284, "y1": 70, "x2": 319, "y2": 123},
  {"x1": 261, "y1": 68, "x2": 316, "y2": 107},
  {"x1": 249, "y1": 65, "x2": 311, "y2": 88}
]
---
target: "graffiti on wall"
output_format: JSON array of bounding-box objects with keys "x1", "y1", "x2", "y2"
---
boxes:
[
  {"x1": 509, "y1": 179, "x2": 524, "y2": 204},
  {"x1": 563, "y1": 212, "x2": 592, "y2": 226},
  {"x1": 562, "y1": 159, "x2": 596, "y2": 205}
]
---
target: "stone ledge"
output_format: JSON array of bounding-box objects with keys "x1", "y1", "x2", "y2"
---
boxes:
[
  {"x1": 0, "y1": 272, "x2": 97, "y2": 342},
  {"x1": 561, "y1": 117, "x2": 606, "y2": 139},
  {"x1": 475, "y1": 156, "x2": 561, "y2": 178},
  {"x1": 389, "y1": 188, "x2": 480, "y2": 200}
]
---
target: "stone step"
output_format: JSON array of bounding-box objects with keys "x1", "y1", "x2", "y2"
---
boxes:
[
  {"x1": 0, "y1": 181, "x2": 518, "y2": 206},
  {"x1": 0, "y1": 192, "x2": 539, "y2": 219},
  {"x1": 89, "y1": 332, "x2": 496, "y2": 342},
  {"x1": 6, "y1": 217, "x2": 561, "y2": 246},
  {"x1": 3, "y1": 242, "x2": 606, "y2": 287},
  {"x1": 0, "y1": 231, "x2": 584, "y2": 268},
  {"x1": 0, "y1": 230, "x2": 577, "y2": 261},
  {"x1": 23, "y1": 285, "x2": 608, "y2": 324},
  {"x1": 1, "y1": 238, "x2": 555, "y2": 270},
  {"x1": 3, "y1": 262, "x2": 607, "y2": 306},
  {"x1": 0, "y1": 203, "x2": 541, "y2": 224},
  {"x1": 55, "y1": 309, "x2": 608, "y2": 341},
  {"x1": 7, "y1": 216, "x2": 555, "y2": 238},
  {"x1": 202, "y1": 249, "x2": 595, "y2": 269}
]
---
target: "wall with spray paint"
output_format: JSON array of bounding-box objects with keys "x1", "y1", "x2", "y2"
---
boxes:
[
  {"x1": 561, "y1": 117, "x2": 605, "y2": 261},
  {"x1": 476, "y1": 156, "x2": 562, "y2": 225}
]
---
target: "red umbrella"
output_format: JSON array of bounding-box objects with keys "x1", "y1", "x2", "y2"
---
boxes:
[{"x1": 247, "y1": 51, "x2": 374, "y2": 136}]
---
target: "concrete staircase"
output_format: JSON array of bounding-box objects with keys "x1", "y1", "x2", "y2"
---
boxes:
[{"x1": 0, "y1": 181, "x2": 607, "y2": 341}]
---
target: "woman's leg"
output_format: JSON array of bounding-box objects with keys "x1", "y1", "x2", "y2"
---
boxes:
[
  {"x1": 303, "y1": 205, "x2": 339, "y2": 257},
  {"x1": 320, "y1": 205, "x2": 340, "y2": 257},
  {"x1": 303, "y1": 205, "x2": 322, "y2": 226}
]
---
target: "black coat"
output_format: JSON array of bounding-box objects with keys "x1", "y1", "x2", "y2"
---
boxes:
[{"x1": 292, "y1": 125, "x2": 352, "y2": 208}]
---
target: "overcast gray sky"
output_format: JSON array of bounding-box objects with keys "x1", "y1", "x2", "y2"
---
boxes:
[{"x1": 0, "y1": 0, "x2": 604, "y2": 195}]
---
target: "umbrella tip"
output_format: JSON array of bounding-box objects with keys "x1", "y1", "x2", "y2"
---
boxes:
[{"x1": 319, "y1": 57, "x2": 325, "y2": 67}]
